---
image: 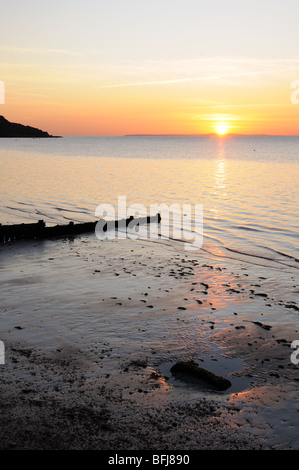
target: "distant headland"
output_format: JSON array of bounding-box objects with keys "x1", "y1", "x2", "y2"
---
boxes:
[
  {"x1": 124, "y1": 133, "x2": 270, "y2": 137},
  {"x1": 0, "y1": 116, "x2": 60, "y2": 138}
]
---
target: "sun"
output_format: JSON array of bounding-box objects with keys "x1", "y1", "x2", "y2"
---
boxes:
[{"x1": 215, "y1": 123, "x2": 229, "y2": 136}]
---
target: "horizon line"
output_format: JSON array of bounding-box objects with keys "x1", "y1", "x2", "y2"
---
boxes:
[{"x1": 60, "y1": 133, "x2": 299, "y2": 137}]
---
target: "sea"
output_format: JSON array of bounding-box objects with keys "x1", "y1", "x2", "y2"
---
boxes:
[
  {"x1": 1, "y1": 135, "x2": 299, "y2": 449},
  {"x1": 0, "y1": 135, "x2": 298, "y2": 272}
]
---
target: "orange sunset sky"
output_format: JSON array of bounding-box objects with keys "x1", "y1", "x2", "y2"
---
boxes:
[{"x1": 1, "y1": 0, "x2": 299, "y2": 136}]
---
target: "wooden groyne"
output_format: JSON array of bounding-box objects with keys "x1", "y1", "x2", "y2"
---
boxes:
[{"x1": 0, "y1": 214, "x2": 161, "y2": 244}]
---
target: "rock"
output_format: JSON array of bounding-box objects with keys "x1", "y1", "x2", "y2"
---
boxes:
[
  {"x1": 170, "y1": 361, "x2": 232, "y2": 391},
  {"x1": 252, "y1": 321, "x2": 272, "y2": 330},
  {"x1": 284, "y1": 303, "x2": 299, "y2": 312}
]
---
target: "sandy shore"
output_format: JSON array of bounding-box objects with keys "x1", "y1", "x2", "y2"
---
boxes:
[{"x1": 0, "y1": 232, "x2": 298, "y2": 450}]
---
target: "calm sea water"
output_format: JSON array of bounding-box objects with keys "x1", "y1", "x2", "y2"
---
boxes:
[{"x1": 0, "y1": 135, "x2": 298, "y2": 271}]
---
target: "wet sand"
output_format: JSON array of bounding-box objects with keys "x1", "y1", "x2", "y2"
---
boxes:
[{"x1": 0, "y1": 233, "x2": 298, "y2": 450}]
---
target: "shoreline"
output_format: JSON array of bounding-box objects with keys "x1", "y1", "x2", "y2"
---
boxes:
[{"x1": 0, "y1": 233, "x2": 298, "y2": 450}]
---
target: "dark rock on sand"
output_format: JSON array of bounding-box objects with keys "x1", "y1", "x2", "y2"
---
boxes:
[
  {"x1": 252, "y1": 321, "x2": 272, "y2": 330},
  {"x1": 170, "y1": 361, "x2": 232, "y2": 391}
]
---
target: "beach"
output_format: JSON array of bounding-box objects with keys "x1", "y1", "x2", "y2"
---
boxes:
[
  {"x1": 2, "y1": 0, "x2": 299, "y2": 454},
  {"x1": 0, "y1": 231, "x2": 298, "y2": 450}
]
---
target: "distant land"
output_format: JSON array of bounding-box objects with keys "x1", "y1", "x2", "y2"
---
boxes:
[
  {"x1": 124, "y1": 133, "x2": 222, "y2": 137},
  {"x1": 124, "y1": 133, "x2": 277, "y2": 137},
  {"x1": 0, "y1": 116, "x2": 59, "y2": 138}
]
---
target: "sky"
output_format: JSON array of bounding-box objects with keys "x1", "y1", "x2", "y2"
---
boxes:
[{"x1": 1, "y1": 0, "x2": 299, "y2": 136}]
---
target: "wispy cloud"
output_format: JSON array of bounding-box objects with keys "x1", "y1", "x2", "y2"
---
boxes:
[
  {"x1": 99, "y1": 57, "x2": 299, "y2": 89},
  {"x1": 0, "y1": 46, "x2": 106, "y2": 57},
  {"x1": 197, "y1": 113, "x2": 241, "y2": 121},
  {"x1": 0, "y1": 45, "x2": 81, "y2": 56},
  {"x1": 101, "y1": 75, "x2": 221, "y2": 88}
]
